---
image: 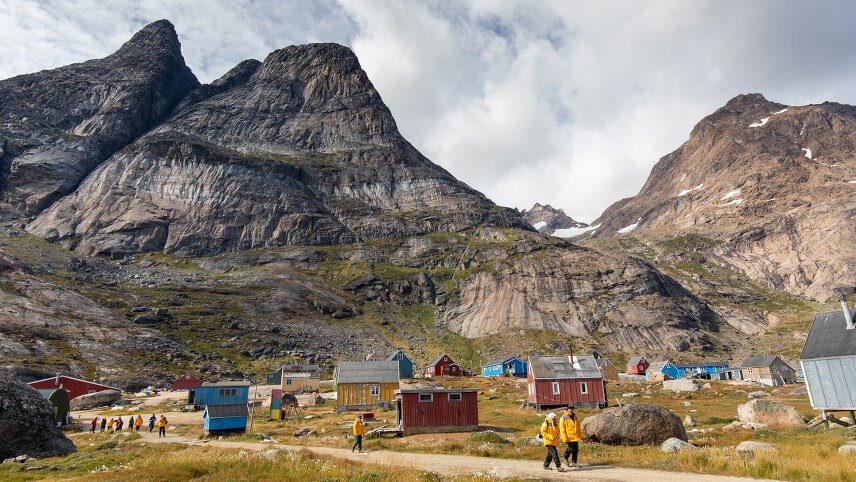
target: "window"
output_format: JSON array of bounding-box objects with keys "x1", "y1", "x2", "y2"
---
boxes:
[
  {"x1": 747, "y1": 368, "x2": 753, "y2": 374},
  {"x1": 448, "y1": 393, "x2": 462, "y2": 402},
  {"x1": 580, "y1": 382, "x2": 588, "y2": 395},
  {"x1": 370, "y1": 385, "x2": 380, "y2": 396},
  {"x1": 552, "y1": 382, "x2": 560, "y2": 395},
  {"x1": 219, "y1": 388, "x2": 237, "y2": 397},
  {"x1": 286, "y1": 379, "x2": 292, "y2": 386},
  {"x1": 396, "y1": 353, "x2": 403, "y2": 360},
  {"x1": 419, "y1": 393, "x2": 433, "y2": 402},
  {"x1": 771, "y1": 366, "x2": 779, "y2": 374}
]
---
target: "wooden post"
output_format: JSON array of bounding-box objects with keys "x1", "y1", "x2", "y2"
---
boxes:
[
  {"x1": 849, "y1": 410, "x2": 855, "y2": 424},
  {"x1": 822, "y1": 410, "x2": 830, "y2": 429}
]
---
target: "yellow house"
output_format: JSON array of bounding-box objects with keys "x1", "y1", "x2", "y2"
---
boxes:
[
  {"x1": 281, "y1": 371, "x2": 320, "y2": 394},
  {"x1": 335, "y1": 361, "x2": 400, "y2": 411}
]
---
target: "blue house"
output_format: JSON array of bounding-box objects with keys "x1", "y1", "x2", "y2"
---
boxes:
[
  {"x1": 189, "y1": 381, "x2": 251, "y2": 407},
  {"x1": 674, "y1": 360, "x2": 729, "y2": 378},
  {"x1": 203, "y1": 404, "x2": 249, "y2": 434},
  {"x1": 646, "y1": 360, "x2": 681, "y2": 381},
  {"x1": 481, "y1": 356, "x2": 528, "y2": 377},
  {"x1": 387, "y1": 349, "x2": 414, "y2": 379}
]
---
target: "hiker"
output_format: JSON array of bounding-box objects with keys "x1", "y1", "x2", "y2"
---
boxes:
[
  {"x1": 90, "y1": 417, "x2": 98, "y2": 433},
  {"x1": 352, "y1": 415, "x2": 365, "y2": 453},
  {"x1": 149, "y1": 414, "x2": 156, "y2": 432},
  {"x1": 559, "y1": 404, "x2": 582, "y2": 468},
  {"x1": 135, "y1": 415, "x2": 143, "y2": 431},
  {"x1": 158, "y1": 415, "x2": 168, "y2": 438},
  {"x1": 540, "y1": 412, "x2": 564, "y2": 472},
  {"x1": 117, "y1": 417, "x2": 124, "y2": 431},
  {"x1": 107, "y1": 418, "x2": 114, "y2": 432},
  {"x1": 128, "y1": 416, "x2": 134, "y2": 431},
  {"x1": 100, "y1": 417, "x2": 107, "y2": 432}
]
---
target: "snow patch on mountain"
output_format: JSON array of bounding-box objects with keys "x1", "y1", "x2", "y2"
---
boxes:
[
  {"x1": 749, "y1": 117, "x2": 770, "y2": 128},
  {"x1": 720, "y1": 189, "x2": 741, "y2": 201},
  {"x1": 678, "y1": 183, "x2": 704, "y2": 197},
  {"x1": 617, "y1": 219, "x2": 641, "y2": 234},
  {"x1": 532, "y1": 221, "x2": 547, "y2": 230},
  {"x1": 802, "y1": 148, "x2": 813, "y2": 159},
  {"x1": 553, "y1": 224, "x2": 600, "y2": 238},
  {"x1": 719, "y1": 199, "x2": 743, "y2": 207},
  {"x1": 773, "y1": 108, "x2": 788, "y2": 114}
]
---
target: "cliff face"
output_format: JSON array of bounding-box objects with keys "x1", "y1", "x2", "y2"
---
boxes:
[
  {"x1": 592, "y1": 94, "x2": 856, "y2": 301},
  {"x1": 0, "y1": 20, "x2": 199, "y2": 217},
  {"x1": 28, "y1": 42, "x2": 527, "y2": 257}
]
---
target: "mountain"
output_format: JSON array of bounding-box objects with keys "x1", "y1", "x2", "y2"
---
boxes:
[
  {"x1": 590, "y1": 94, "x2": 856, "y2": 302},
  {"x1": 520, "y1": 203, "x2": 588, "y2": 236}
]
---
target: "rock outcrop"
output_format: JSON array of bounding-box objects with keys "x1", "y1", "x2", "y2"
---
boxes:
[
  {"x1": 0, "y1": 20, "x2": 198, "y2": 218},
  {"x1": 581, "y1": 404, "x2": 688, "y2": 445},
  {"x1": 69, "y1": 389, "x2": 122, "y2": 410},
  {"x1": 0, "y1": 375, "x2": 76, "y2": 459},
  {"x1": 737, "y1": 399, "x2": 805, "y2": 427},
  {"x1": 521, "y1": 203, "x2": 588, "y2": 236},
  {"x1": 591, "y1": 94, "x2": 856, "y2": 301}
]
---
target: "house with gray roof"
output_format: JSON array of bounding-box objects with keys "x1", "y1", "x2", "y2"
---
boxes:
[
  {"x1": 527, "y1": 354, "x2": 607, "y2": 409},
  {"x1": 800, "y1": 302, "x2": 856, "y2": 411},
  {"x1": 739, "y1": 356, "x2": 796, "y2": 386},
  {"x1": 334, "y1": 361, "x2": 400, "y2": 411}
]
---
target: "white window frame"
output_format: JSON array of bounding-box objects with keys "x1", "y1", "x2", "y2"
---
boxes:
[
  {"x1": 370, "y1": 384, "x2": 380, "y2": 396},
  {"x1": 448, "y1": 393, "x2": 462, "y2": 402},
  {"x1": 286, "y1": 379, "x2": 292, "y2": 386},
  {"x1": 580, "y1": 382, "x2": 588, "y2": 395},
  {"x1": 528, "y1": 383, "x2": 535, "y2": 396},
  {"x1": 552, "y1": 382, "x2": 560, "y2": 395},
  {"x1": 419, "y1": 393, "x2": 433, "y2": 402}
]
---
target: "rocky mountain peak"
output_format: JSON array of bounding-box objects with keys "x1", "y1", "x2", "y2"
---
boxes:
[
  {"x1": 112, "y1": 19, "x2": 183, "y2": 58},
  {"x1": 521, "y1": 203, "x2": 587, "y2": 235}
]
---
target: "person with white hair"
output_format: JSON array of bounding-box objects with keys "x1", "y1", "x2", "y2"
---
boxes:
[{"x1": 540, "y1": 412, "x2": 565, "y2": 471}]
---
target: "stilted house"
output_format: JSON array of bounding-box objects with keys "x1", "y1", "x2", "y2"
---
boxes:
[
  {"x1": 28, "y1": 374, "x2": 120, "y2": 401},
  {"x1": 203, "y1": 403, "x2": 249, "y2": 435},
  {"x1": 395, "y1": 387, "x2": 479, "y2": 435},
  {"x1": 646, "y1": 360, "x2": 678, "y2": 382},
  {"x1": 481, "y1": 356, "x2": 528, "y2": 377},
  {"x1": 591, "y1": 354, "x2": 619, "y2": 381},
  {"x1": 387, "y1": 349, "x2": 415, "y2": 379},
  {"x1": 800, "y1": 301, "x2": 856, "y2": 415},
  {"x1": 740, "y1": 356, "x2": 797, "y2": 386},
  {"x1": 626, "y1": 356, "x2": 649, "y2": 375},
  {"x1": 171, "y1": 373, "x2": 203, "y2": 390},
  {"x1": 425, "y1": 353, "x2": 463, "y2": 377},
  {"x1": 188, "y1": 381, "x2": 251, "y2": 407},
  {"x1": 335, "y1": 361, "x2": 400, "y2": 411},
  {"x1": 527, "y1": 354, "x2": 607, "y2": 409},
  {"x1": 36, "y1": 388, "x2": 70, "y2": 426}
]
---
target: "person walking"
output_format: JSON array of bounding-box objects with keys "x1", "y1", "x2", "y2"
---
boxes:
[
  {"x1": 116, "y1": 417, "x2": 123, "y2": 431},
  {"x1": 352, "y1": 415, "x2": 365, "y2": 453},
  {"x1": 540, "y1": 412, "x2": 564, "y2": 472},
  {"x1": 90, "y1": 417, "x2": 98, "y2": 433},
  {"x1": 157, "y1": 415, "x2": 168, "y2": 438},
  {"x1": 107, "y1": 418, "x2": 114, "y2": 432},
  {"x1": 149, "y1": 414, "x2": 156, "y2": 432},
  {"x1": 100, "y1": 417, "x2": 107, "y2": 432},
  {"x1": 559, "y1": 404, "x2": 583, "y2": 468},
  {"x1": 127, "y1": 416, "x2": 134, "y2": 431},
  {"x1": 135, "y1": 415, "x2": 143, "y2": 431}
]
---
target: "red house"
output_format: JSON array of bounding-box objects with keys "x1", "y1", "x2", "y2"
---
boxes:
[
  {"x1": 172, "y1": 373, "x2": 203, "y2": 390},
  {"x1": 527, "y1": 354, "x2": 607, "y2": 409},
  {"x1": 395, "y1": 388, "x2": 478, "y2": 435},
  {"x1": 424, "y1": 353, "x2": 462, "y2": 377},
  {"x1": 28, "y1": 374, "x2": 120, "y2": 401},
  {"x1": 626, "y1": 356, "x2": 649, "y2": 375}
]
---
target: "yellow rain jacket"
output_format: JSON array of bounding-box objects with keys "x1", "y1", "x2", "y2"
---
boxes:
[
  {"x1": 158, "y1": 416, "x2": 168, "y2": 428},
  {"x1": 135, "y1": 416, "x2": 143, "y2": 427},
  {"x1": 540, "y1": 417, "x2": 559, "y2": 446},
  {"x1": 107, "y1": 419, "x2": 114, "y2": 428},
  {"x1": 353, "y1": 418, "x2": 365, "y2": 436},
  {"x1": 559, "y1": 410, "x2": 582, "y2": 443}
]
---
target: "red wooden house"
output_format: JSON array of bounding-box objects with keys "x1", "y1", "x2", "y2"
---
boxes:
[
  {"x1": 28, "y1": 374, "x2": 120, "y2": 401},
  {"x1": 626, "y1": 356, "x2": 649, "y2": 375},
  {"x1": 527, "y1": 354, "x2": 607, "y2": 409},
  {"x1": 424, "y1": 353, "x2": 462, "y2": 377},
  {"x1": 172, "y1": 373, "x2": 203, "y2": 390},
  {"x1": 395, "y1": 388, "x2": 478, "y2": 435}
]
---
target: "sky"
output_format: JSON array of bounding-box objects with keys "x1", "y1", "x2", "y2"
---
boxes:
[{"x1": 2, "y1": 1, "x2": 856, "y2": 222}]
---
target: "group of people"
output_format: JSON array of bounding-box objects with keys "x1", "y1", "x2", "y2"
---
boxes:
[
  {"x1": 89, "y1": 414, "x2": 169, "y2": 437},
  {"x1": 540, "y1": 404, "x2": 582, "y2": 472}
]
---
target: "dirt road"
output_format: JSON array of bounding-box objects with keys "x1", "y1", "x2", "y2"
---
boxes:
[{"x1": 137, "y1": 431, "x2": 777, "y2": 482}]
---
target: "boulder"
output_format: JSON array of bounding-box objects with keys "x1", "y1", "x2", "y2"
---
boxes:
[
  {"x1": 736, "y1": 441, "x2": 777, "y2": 459},
  {"x1": 0, "y1": 375, "x2": 76, "y2": 459},
  {"x1": 684, "y1": 415, "x2": 697, "y2": 427},
  {"x1": 581, "y1": 404, "x2": 687, "y2": 445},
  {"x1": 70, "y1": 390, "x2": 122, "y2": 410},
  {"x1": 722, "y1": 421, "x2": 767, "y2": 432},
  {"x1": 737, "y1": 399, "x2": 805, "y2": 427},
  {"x1": 313, "y1": 394, "x2": 326, "y2": 405},
  {"x1": 660, "y1": 437, "x2": 697, "y2": 453},
  {"x1": 838, "y1": 444, "x2": 856, "y2": 454},
  {"x1": 789, "y1": 385, "x2": 808, "y2": 395},
  {"x1": 292, "y1": 427, "x2": 314, "y2": 437},
  {"x1": 622, "y1": 393, "x2": 639, "y2": 398},
  {"x1": 748, "y1": 391, "x2": 769, "y2": 399},
  {"x1": 663, "y1": 379, "x2": 700, "y2": 392}
]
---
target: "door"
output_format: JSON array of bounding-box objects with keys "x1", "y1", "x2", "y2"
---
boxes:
[{"x1": 395, "y1": 399, "x2": 402, "y2": 428}]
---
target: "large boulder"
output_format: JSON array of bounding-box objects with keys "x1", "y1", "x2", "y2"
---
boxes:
[
  {"x1": 69, "y1": 389, "x2": 122, "y2": 410},
  {"x1": 581, "y1": 404, "x2": 687, "y2": 445},
  {"x1": 0, "y1": 375, "x2": 76, "y2": 459},
  {"x1": 736, "y1": 441, "x2": 777, "y2": 459},
  {"x1": 663, "y1": 379, "x2": 700, "y2": 392},
  {"x1": 661, "y1": 437, "x2": 696, "y2": 453},
  {"x1": 737, "y1": 399, "x2": 805, "y2": 427}
]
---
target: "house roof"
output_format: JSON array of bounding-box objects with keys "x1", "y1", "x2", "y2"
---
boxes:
[
  {"x1": 205, "y1": 404, "x2": 249, "y2": 418},
  {"x1": 647, "y1": 360, "x2": 671, "y2": 371},
  {"x1": 386, "y1": 349, "x2": 411, "y2": 361},
  {"x1": 200, "y1": 381, "x2": 252, "y2": 388},
  {"x1": 674, "y1": 361, "x2": 728, "y2": 369},
  {"x1": 740, "y1": 356, "x2": 781, "y2": 368},
  {"x1": 336, "y1": 361, "x2": 400, "y2": 384},
  {"x1": 528, "y1": 354, "x2": 601, "y2": 380},
  {"x1": 482, "y1": 355, "x2": 518, "y2": 368},
  {"x1": 283, "y1": 372, "x2": 318, "y2": 379},
  {"x1": 801, "y1": 309, "x2": 856, "y2": 360},
  {"x1": 278, "y1": 364, "x2": 320, "y2": 373},
  {"x1": 426, "y1": 353, "x2": 454, "y2": 367},
  {"x1": 627, "y1": 356, "x2": 645, "y2": 366},
  {"x1": 28, "y1": 375, "x2": 120, "y2": 391}
]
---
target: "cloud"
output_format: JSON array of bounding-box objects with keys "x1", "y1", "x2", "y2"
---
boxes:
[{"x1": 3, "y1": 0, "x2": 856, "y2": 222}]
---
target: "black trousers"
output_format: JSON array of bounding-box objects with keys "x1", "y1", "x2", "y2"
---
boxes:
[
  {"x1": 564, "y1": 441, "x2": 579, "y2": 463},
  {"x1": 159, "y1": 427, "x2": 166, "y2": 437},
  {"x1": 543, "y1": 445, "x2": 560, "y2": 468},
  {"x1": 352, "y1": 435, "x2": 363, "y2": 452}
]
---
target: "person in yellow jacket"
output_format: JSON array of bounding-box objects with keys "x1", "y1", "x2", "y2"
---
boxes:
[
  {"x1": 559, "y1": 404, "x2": 583, "y2": 468},
  {"x1": 540, "y1": 413, "x2": 565, "y2": 472},
  {"x1": 107, "y1": 418, "x2": 114, "y2": 432},
  {"x1": 352, "y1": 415, "x2": 365, "y2": 453},
  {"x1": 157, "y1": 415, "x2": 168, "y2": 438},
  {"x1": 134, "y1": 415, "x2": 143, "y2": 431}
]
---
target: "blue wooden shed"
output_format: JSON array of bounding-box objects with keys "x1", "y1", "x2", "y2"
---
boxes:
[
  {"x1": 203, "y1": 404, "x2": 249, "y2": 434},
  {"x1": 646, "y1": 360, "x2": 680, "y2": 381},
  {"x1": 189, "y1": 381, "x2": 251, "y2": 407},
  {"x1": 481, "y1": 356, "x2": 528, "y2": 377},
  {"x1": 387, "y1": 349, "x2": 414, "y2": 379}
]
